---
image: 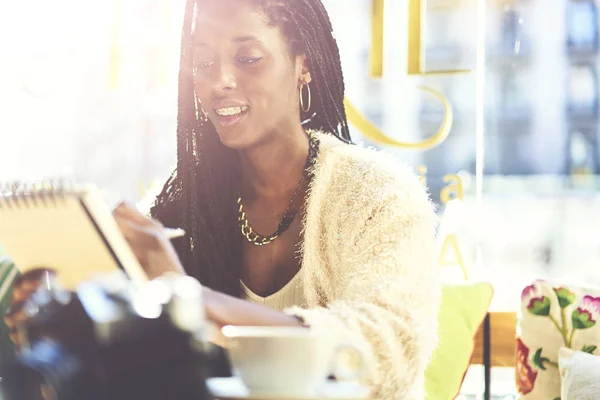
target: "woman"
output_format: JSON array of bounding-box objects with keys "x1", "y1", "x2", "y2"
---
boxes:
[{"x1": 6, "y1": 0, "x2": 440, "y2": 397}]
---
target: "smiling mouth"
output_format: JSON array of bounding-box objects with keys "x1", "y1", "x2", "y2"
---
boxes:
[
  {"x1": 213, "y1": 106, "x2": 249, "y2": 127},
  {"x1": 214, "y1": 106, "x2": 249, "y2": 117}
]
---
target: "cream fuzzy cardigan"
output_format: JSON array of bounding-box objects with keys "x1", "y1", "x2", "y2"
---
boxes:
[{"x1": 286, "y1": 131, "x2": 441, "y2": 399}]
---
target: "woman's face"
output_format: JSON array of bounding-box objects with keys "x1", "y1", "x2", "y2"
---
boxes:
[{"x1": 193, "y1": 1, "x2": 311, "y2": 149}]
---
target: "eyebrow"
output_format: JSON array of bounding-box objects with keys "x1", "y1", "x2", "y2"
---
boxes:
[
  {"x1": 194, "y1": 35, "x2": 260, "y2": 47},
  {"x1": 232, "y1": 35, "x2": 259, "y2": 43}
]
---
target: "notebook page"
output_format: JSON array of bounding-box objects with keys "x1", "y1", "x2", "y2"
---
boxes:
[{"x1": 0, "y1": 194, "x2": 123, "y2": 291}]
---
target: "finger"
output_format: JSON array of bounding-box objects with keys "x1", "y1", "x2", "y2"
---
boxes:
[
  {"x1": 114, "y1": 215, "x2": 165, "y2": 251},
  {"x1": 113, "y1": 217, "x2": 155, "y2": 263},
  {"x1": 114, "y1": 202, "x2": 162, "y2": 229},
  {"x1": 114, "y1": 215, "x2": 149, "y2": 245},
  {"x1": 113, "y1": 213, "x2": 139, "y2": 238}
]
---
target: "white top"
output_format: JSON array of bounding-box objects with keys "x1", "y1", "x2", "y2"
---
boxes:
[{"x1": 241, "y1": 269, "x2": 306, "y2": 311}]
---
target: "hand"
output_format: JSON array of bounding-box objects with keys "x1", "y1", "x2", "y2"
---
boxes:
[
  {"x1": 112, "y1": 203, "x2": 185, "y2": 280},
  {"x1": 4, "y1": 268, "x2": 56, "y2": 349}
]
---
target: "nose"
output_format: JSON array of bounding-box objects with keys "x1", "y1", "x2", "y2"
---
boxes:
[{"x1": 211, "y1": 62, "x2": 237, "y2": 92}]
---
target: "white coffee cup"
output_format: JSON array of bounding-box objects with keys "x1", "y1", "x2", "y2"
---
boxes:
[{"x1": 221, "y1": 325, "x2": 368, "y2": 397}]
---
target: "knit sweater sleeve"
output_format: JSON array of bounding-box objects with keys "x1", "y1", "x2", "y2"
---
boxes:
[{"x1": 285, "y1": 175, "x2": 440, "y2": 399}]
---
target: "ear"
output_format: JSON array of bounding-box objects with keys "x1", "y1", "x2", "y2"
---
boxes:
[{"x1": 296, "y1": 53, "x2": 312, "y2": 86}]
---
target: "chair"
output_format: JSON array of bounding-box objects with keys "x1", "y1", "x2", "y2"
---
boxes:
[{"x1": 471, "y1": 312, "x2": 517, "y2": 400}]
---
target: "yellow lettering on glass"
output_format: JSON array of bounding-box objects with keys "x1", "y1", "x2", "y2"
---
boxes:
[
  {"x1": 369, "y1": 0, "x2": 470, "y2": 76},
  {"x1": 440, "y1": 174, "x2": 464, "y2": 204},
  {"x1": 345, "y1": 0, "x2": 464, "y2": 150},
  {"x1": 407, "y1": 0, "x2": 422, "y2": 75},
  {"x1": 370, "y1": 0, "x2": 385, "y2": 77},
  {"x1": 343, "y1": 85, "x2": 452, "y2": 150},
  {"x1": 438, "y1": 234, "x2": 468, "y2": 280},
  {"x1": 407, "y1": 0, "x2": 470, "y2": 75}
]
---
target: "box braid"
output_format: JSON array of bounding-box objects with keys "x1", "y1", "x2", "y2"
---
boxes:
[{"x1": 151, "y1": 0, "x2": 351, "y2": 298}]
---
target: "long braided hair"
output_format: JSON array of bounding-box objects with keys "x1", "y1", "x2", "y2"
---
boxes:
[{"x1": 151, "y1": 0, "x2": 351, "y2": 297}]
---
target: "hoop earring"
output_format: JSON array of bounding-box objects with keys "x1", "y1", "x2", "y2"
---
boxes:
[{"x1": 300, "y1": 82, "x2": 311, "y2": 113}]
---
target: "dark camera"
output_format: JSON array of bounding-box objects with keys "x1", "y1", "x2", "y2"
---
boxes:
[{"x1": 0, "y1": 273, "x2": 215, "y2": 400}]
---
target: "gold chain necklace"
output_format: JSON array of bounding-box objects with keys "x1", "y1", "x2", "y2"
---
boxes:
[{"x1": 237, "y1": 131, "x2": 319, "y2": 246}]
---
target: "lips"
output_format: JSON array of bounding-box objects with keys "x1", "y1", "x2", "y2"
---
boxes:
[
  {"x1": 209, "y1": 99, "x2": 249, "y2": 127},
  {"x1": 211, "y1": 99, "x2": 248, "y2": 111},
  {"x1": 210, "y1": 100, "x2": 249, "y2": 128},
  {"x1": 214, "y1": 106, "x2": 249, "y2": 117}
]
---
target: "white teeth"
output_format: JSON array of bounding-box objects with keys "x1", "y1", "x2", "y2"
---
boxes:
[{"x1": 215, "y1": 106, "x2": 248, "y2": 116}]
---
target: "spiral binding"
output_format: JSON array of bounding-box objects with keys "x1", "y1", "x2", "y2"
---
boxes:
[{"x1": 0, "y1": 179, "x2": 75, "y2": 209}]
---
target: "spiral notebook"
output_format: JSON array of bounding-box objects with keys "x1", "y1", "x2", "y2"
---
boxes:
[{"x1": 0, "y1": 183, "x2": 148, "y2": 290}]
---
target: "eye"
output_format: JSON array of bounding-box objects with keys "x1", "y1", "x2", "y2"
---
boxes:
[{"x1": 238, "y1": 56, "x2": 263, "y2": 65}]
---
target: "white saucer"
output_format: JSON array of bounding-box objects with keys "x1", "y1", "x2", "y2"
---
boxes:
[{"x1": 206, "y1": 377, "x2": 371, "y2": 400}]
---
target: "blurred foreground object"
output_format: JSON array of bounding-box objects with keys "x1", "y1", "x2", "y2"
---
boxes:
[{"x1": 0, "y1": 272, "x2": 213, "y2": 400}]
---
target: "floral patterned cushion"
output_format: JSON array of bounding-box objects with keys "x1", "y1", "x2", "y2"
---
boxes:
[{"x1": 516, "y1": 279, "x2": 600, "y2": 399}]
